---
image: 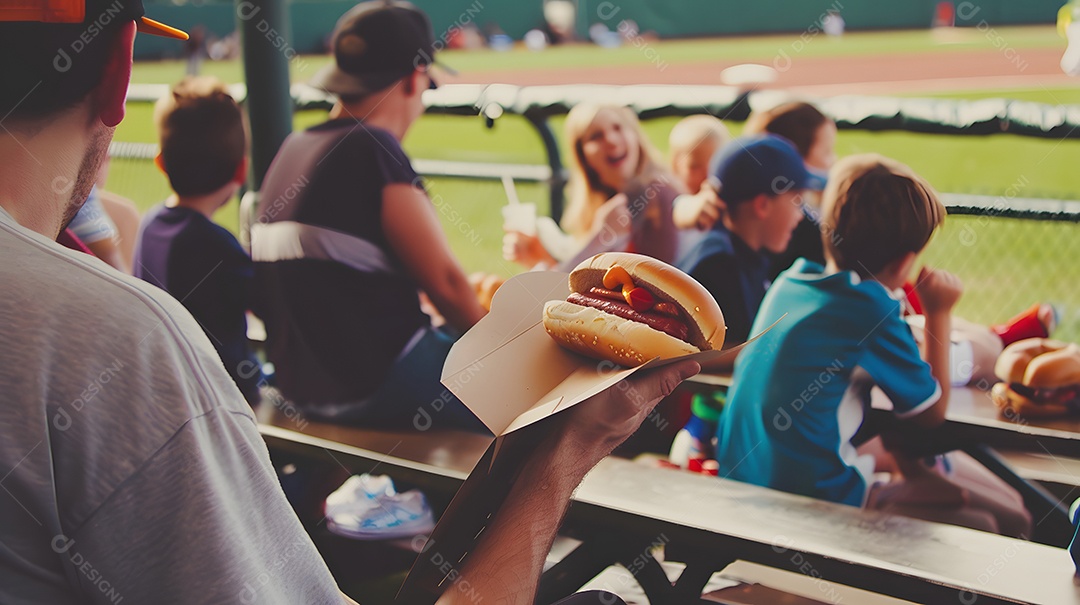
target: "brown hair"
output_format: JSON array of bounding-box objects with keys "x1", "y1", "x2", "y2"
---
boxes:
[
  {"x1": 744, "y1": 101, "x2": 829, "y2": 159},
  {"x1": 821, "y1": 154, "x2": 946, "y2": 278},
  {"x1": 154, "y1": 76, "x2": 246, "y2": 196}
]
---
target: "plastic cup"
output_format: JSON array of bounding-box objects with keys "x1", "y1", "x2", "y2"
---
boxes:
[{"x1": 502, "y1": 202, "x2": 537, "y2": 236}]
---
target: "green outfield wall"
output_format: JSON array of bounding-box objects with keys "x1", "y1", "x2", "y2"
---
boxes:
[{"x1": 134, "y1": 0, "x2": 1063, "y2": 60}]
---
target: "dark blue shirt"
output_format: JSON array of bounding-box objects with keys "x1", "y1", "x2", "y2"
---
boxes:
[
  {"x1": 133, "y1": 204, "x2": 260, "y2": 404},
  {"x1": 679, "y1": 227, "x2": 772, "y2": 345},
  {"x1": 251, "y1": 120, "x2": 428, "y2": 406}
]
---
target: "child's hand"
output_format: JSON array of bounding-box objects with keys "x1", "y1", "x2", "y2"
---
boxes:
[
  {"x1": 914, "y1": 266, "x2": 963, "y2": 315},
  {"x1": 673, "y1": 185, "x2": 726, "y2": 231}
]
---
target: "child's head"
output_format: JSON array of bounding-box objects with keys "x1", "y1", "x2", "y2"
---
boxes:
[
  {"x1": 744, "y1": 101, "x2": 836, "y2": 172},
  {"x1": 713, "y1": 135, "x2": 825, "y2": 253},
  {"x1": 821, "y1": 154, "x2": 945, "y2": 282},
  {"x1": 154, "y1": 76, "x2": 247, "y2": 199},
  {"x1": 668, "y1": 115, "x2": 731, "y2": 193}
]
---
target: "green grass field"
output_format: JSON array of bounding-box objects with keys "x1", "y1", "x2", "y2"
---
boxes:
[
  {"x1": 109, "y1": 27, "x2": 1080, "y2": 341},
  {"x1": 129, "y1": 26, "x2": 1067, "y2": 84}
]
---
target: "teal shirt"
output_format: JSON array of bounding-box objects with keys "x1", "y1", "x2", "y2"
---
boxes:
[{"x1": 716, "y1": 259, "x2": 941, "y2": 507}]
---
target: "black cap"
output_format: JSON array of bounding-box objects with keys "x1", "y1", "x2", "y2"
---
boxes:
[{"x1": 310, "y1": 1, "x2": 452, "y2": 97}]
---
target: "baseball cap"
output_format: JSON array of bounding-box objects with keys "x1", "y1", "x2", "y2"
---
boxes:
[
  {"x1": 710, "y1": 134, "x2": 827, "y2": 206},
  {"x1": 310, "y1": 1, "x2": 454, "y2": 97},
  {"x1": 0, "y1": 0, "x2": 188, "y2": 39}
]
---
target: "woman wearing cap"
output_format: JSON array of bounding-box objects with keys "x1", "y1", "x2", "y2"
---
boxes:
[{"x1": 503, "y1": 103, "x2": 684, "y2": 270}]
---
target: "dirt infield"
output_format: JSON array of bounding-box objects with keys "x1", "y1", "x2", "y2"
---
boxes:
[{"x1": 449, "y1": 46, "x2": 1076, "y2": 97}]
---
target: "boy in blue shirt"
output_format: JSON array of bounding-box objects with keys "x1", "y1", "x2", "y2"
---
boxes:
[
  {"x1": 715, "y1": 154, "x2": 1030, "y2": 536},
  {"x1": 134, "y1": 77, "x2": 261, "y2": 404}
]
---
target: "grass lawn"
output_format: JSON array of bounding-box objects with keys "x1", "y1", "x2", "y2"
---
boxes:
[
  {"x1": 129, "y1": 26, "x2": 1065, "y2": 84},
  {"x1": 111, "y1": 26, "x2": 1079, "y2": 341}
]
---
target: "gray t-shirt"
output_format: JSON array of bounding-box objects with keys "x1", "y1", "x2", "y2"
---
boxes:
[{"x1": 0, "y1": 206, "x2": 341, "y2": 604}]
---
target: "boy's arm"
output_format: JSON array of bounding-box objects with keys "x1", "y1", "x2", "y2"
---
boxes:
[
  {"x1": 435, "y1": 361, "x2": 701, "y2": 604},
  {"x1": 908, "y1": 267, "x2": 963, "y2": 428}
]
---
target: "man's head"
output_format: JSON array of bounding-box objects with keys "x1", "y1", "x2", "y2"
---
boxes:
[
  {"x1": 0, "y1": 0, "x2": 184, "y2": 235},
  {"x1": 821, "y1": 153, "x2": 945, "y2": 282},
  {"x1": 712, "y1": 134, "x2": 825, "y2": 253},
  {"x1": 0, "y1": 0, "x2": 183, "y2": 121},
  {"x1": 668, "y1": 114, "x2": 730, "y2": 194},
  {"x1": 311, "y1": 1, "x2": 446, "y2": 122},
  {"x1": 154, "y1": 76, "x2": 247, "y2": 200}
]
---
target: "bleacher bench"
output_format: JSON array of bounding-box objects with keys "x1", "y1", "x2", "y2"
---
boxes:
[{"x1": 257, "y1": 408, "x2": 1080, "y2": 605}]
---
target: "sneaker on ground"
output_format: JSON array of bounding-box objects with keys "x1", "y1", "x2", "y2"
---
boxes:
[
  {"x1": 324, "y1": 473, "x2": 396, "y2": 518},
  {"x1": 326, "y1": 489, "x2": 436, "y2": 540}
]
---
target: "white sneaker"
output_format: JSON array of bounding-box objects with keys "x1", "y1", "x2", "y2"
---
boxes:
[
  {"x1": 324, "y1": 474, "x2": 395, "y2": 518},
  {"x1": 326, "y1": 490, "x2": 436, "y2": 540}
]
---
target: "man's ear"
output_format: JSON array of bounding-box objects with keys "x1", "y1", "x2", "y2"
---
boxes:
[
  {"x1": 233, "y1": 157, "x2": 248, "y2": 185},
  {"x1": 403, "y1": 69, "x2": 427, "y2": 97},
  {"x1": 96, "y1": 22, "x2": 136, "y2": 128},
  {"x1": 153, "y1": 152, "x2": 167, "y2": 175}
]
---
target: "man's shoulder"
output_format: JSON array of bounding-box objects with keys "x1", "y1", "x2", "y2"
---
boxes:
[
  {"x1": 298, "y1": 118, "x2": 400, "y2": 151},
  {"x1": 1, "y1": 222, "x2": 244, "y2": 415}
]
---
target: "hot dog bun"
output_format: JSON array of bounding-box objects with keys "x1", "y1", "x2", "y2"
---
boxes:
[
  {"x1": 993, "y1": 338, "x2": 1070, "y2": 384},
  {"x1": 543, "y1": 253, "x2": 726, "y2": 366},
  {"x1": 991, "y1": 338, "x2": 1080, "y2": 417}
]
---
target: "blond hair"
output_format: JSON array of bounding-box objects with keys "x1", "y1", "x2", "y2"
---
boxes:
[
  {"x1": 154, "y1": 76, "x2": 246, "y2": 196},
  {"x1": 561, "y1": 104, "x2": 670, "y2": 238},
  {"x1": 668, "y1": 114, "x2": 731, "y2": 159},
  {"x1": 822, "y1": 154, "x2": 946, "y2": 278}
]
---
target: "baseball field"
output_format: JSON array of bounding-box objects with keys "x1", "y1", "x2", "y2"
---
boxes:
[{"x1": 113, "y1": 25, "x2": 1080, "y2": 340}]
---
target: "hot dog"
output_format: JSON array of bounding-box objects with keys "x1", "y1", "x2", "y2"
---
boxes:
[
  {"x1": 543, "y1": 252, "x2": 726, "y2": 367},
  {"x1": 991, "y1": 338, "x2": 1080, "y2": 417}
]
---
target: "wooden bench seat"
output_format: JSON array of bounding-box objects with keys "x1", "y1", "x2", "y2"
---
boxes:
[
  {"x1": 256, "y1": 403, "x2": 490, "y2": 496},
  {"x1": 257, "y1": 406, "x2": 1080, "y2": 605},
  {"x1": 555, "y1": 457, "x2": 1080, "y2": 605}
]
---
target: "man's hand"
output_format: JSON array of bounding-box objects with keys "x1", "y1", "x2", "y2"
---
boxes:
[
  {"x1": 436, "y1": 360, "x2": 700, "y2": 605},
  {"x1": 914, "y1": 266, "x2": 962, "y2": 316},
  {"x1": 553, "y1": 360, "x2": 702, "y2": 470}
]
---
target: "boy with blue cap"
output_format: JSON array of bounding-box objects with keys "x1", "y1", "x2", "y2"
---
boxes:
[
  {"x1": 671, "y1": 134, "x2": 824, "y2": 466},
  {"x1": 679, "y1": 134, "x2": 826, "y2": 350}
]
